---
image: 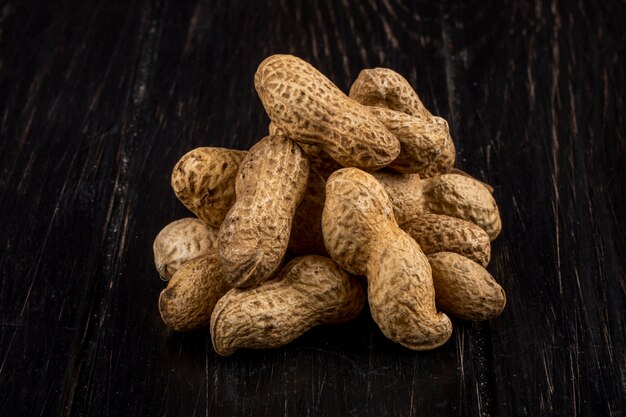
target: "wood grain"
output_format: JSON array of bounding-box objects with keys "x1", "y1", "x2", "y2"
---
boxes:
[{"x1": 1, "y1": 0, "x2": 624, "y2": 416}]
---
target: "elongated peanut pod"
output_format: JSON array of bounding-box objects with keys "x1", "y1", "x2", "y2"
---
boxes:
[
  {"x1": 450, "y1": 168, "x2": 494, "y2": 193},
  {"x1": 211, "y1": 256, "x2": 365, "y2": 356},
  {"x1": 421, "y1": 174, "x2": 501, "y2": 240},
  {"x1": 371, "y1": 170, "x2": 423, "y2": 225},
  {"x1": 349, "y1": 67, "x2": 433, "y2": 120},
  {"x1": 159, "y1": 254, "x2": 230, "y2": 331},
  {"x1": 218, "y1": 136, "x2": 309, "y2": 288},
  {"x1": 153, "y1": 218, "x2": 219, "y2": 280},
  {"x1": 376, "y1": 172, "x2": 501, "y2": 241},
  {"x1": 428, "y1": 252, "x2": 506, "y2": 321},
  {"x1": 367, "y1": 107, "x2": 455, "y2": 177},
  {"x1": 323, "y1": 168, "x2": 452, "y2": 350},
  {"x1": 171, "y1": 147, "x2": 246, "y2": 227},
  {"x1": 255, "y1": 54, "x2": 400, "y2": 170},
  {"x1": 400, "y1": 214, "x2": 491, "y2": 267}
]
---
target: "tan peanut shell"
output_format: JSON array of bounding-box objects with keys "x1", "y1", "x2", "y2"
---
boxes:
[
  {"x1": 159, "y1": 254, "x2": 230, "y2": 331},
  {"x1": 255, "y1": 54, "x2": 400, "y2": 170},
  {"x1": 218, "y1": 135, "x2": 309, "y2": 288},
  {"x1": 450, "y1": 167, "x2": 494, "y2": 193},
  {"x1": 210, "y1": 255, "x2": 365, "y2": 356},
  {"x1": 288, "y1": 171, "x2": 327, "y2": 255},
  {"x1": 171, "y1": 147, "x2": 246, "y2": 227},
  {"x1": 153, "y1": 218, "x2": 219, "y2": 280},
  {"x1": 421, "y1": 174, "x2": 501, "y2": 240},
  {"x1": 371, "y1": 170, "x2": 423, "y2": 225},
  {"x1": 367, "y1": 107, "x2": 455, "y2": 177},
  {"x1": 322, "y1": 168, "x2": 452, "y2": 350},
  {"x1": 428, "y1": 252, "x2": 506, "y2": 321},
  {"x1": 270, "y1": 123, "x2": 342, "y2": 180},
  {"x1": 400, "y1": 214, "x2": 491, "y2": 267},
  {"x1": 349, "y1": 67, "x2": 433, "y2": 120},
  {"x1": 375, "y1": 172, "x2": 501, "y2": 241}
]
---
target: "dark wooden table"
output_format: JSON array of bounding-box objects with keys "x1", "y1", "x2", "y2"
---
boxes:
[{"x1": 1, "y1": 1, "x2": 625, "y2": 416}]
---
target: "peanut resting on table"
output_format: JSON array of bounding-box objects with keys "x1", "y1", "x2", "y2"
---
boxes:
[{"x1": 153, "y1": 54, "x2": 506, "y2": 355}]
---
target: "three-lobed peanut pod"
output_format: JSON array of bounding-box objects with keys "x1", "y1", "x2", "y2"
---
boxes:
[
  {"x1": 428, "y1": 252, "x2": 506, "y2": 321},
  {"x1": 159, "y1": 253, "x2": 231, "y2": 331},
  {"x1": 255, "y1": 54, "x2": 400, "y2": 170},
  {"x1": 210, "y1": 255, "x2": 365, "y2": 356},
  {"x1": 218, "y1": 135, "x2": 309, "y2": 288},
  {"x1": 322, "y1": 168, "x2": 452, "y2": 350}
]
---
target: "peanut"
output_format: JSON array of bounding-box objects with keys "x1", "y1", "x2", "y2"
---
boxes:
[
  {"x1": 210, "y1": 255, "x2": 365, "y2": 356},
  {"x1": 428, "y1": 252, "x2": 506, "y2": 321},
  {"x1": 400, "y1": 214, "x2": 491, "y2": 267},
  {"x1": 153, "y1": 218, "x2": 218, "y2": 280},
  {"x1": 255, "y1": 54, "x2": 400, "y2": 170},
  {"x1": 349, "y1": 67, "x2": 433, "y2": 120},
  {"x1": 375, "y1": 172, "x2": 501, "y2": 240},
  {"x1": 218, "y1": 135, "x2": 309, "y2": 288},
  {"x1": 322, "y1": 168, "x2": 452, "y2": 350},
  {"x1": 171, "y1": 147, "x2": 246, "y2": 227},
  {"x1": 371, "y1": 170, "x2": 423, "y2": 225},
  {"x1": 421, "y1": 174, "x2": 501, "y2": 240},
  {"x1": 159, "y1": 253, "x2": 230, "y2": 331},
  {"x1": 367, "y1": 106, "x2": 455, "y2": 177},
  {"x1": 450, "y1": 167, "x2": 494, "y2": 193}
]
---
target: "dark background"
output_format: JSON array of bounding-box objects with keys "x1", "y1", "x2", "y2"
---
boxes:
[{"x1": 1, "y1": 0, "x2": 625, "y2": 416}]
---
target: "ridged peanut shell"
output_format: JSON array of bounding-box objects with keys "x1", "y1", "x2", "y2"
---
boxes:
[
  {"x1": 428, "y1": 252, "x2": 506, "y2": 321},
  {"x1": 421, "y1": 174, "x2": 502, "y2": 240},
  {"x1": 400, "y1": 214, "x2": 491, "y2": 267},
  {"x1": 218, "y1": 135, "x2": 309, "y2": 288},
  {"x1": 171, "y1": 147, "x2": 246, "y2": 227},
  {"x1": 349, "y1": 67, "x2": 433, "y2": 120},
  {"x1": 372, "y1": 170, "x2": 423, "y2": 226},
  {"x1": 322, "y1": 168, "x2": 452, "y2": 350},
  {"x1": 159, "y1": 254, "x2": 230, "y2": 331},
  {"x1": 153, "y1": 218, "x2": 218, "y2": 280},
  {"x1": 210, "y1": 255, "x2": 365, "y2": 356},
  {"x1": 368, "y1": 107, "x2": 455, "y2": 177},
  {"x1": 255, "y1": 54, "x2": 400, "y2": 170}
]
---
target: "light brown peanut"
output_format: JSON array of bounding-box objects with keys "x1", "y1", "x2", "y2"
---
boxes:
[
  {"x1": 159, "y1": 254, "x2": 230, "y2": 331},
  {"x1": 153, "y1": 218, "x2": 219, "y2": 280},
  {"x1": 255, "y1": 54, "x2": 400, "y2": 170},
  {"x1": 322, "y1": 168, "x2": 452, "y2": 350},
  {"x1": 349, "y1": 67, "x2": 433, "y2": 120},
  {"x1": 367, "y1": 106, "x2": 455, "y2": 177},
  {"x1": 428, "y1": 252, "x2": 506, "y2": 321},
  {"x1": 171, "y1": 147, "x2": 246, "y2": 227},
  {"x1": 450, "y1": 167, "x2": 494, "y2": 193},
  {"x1": 421, "y1": 174, "x2": 501, "y2": 240},
  {"x1": 218, "y1": 135, "x2": 309, "y2": 288},
  {"x1": 400, "y1": 214, "x2": 491, "y2": 267},
  {"x1": 375, "y1": 172, "x2": 501, "y2": 240},
  {"x1": 210, "y1": 255, "x2": 365, "y2": 356},
  {"x1": 371, "y1": 170, "x2": 423, "y2": 225}
]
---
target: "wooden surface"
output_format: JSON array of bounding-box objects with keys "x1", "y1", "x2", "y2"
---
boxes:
[{"x1": 1, "y1": 0, "x2": 625, "y2": 416}]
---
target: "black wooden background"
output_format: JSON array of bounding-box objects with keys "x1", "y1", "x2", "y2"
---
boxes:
[{"x1": 1, "y1": 0, "x2": 625, "y2": 416}]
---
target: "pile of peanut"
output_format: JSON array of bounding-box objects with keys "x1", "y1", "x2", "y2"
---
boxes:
[{"x1": 154, "y1": 54, "x2": 505, "y2": 355}]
